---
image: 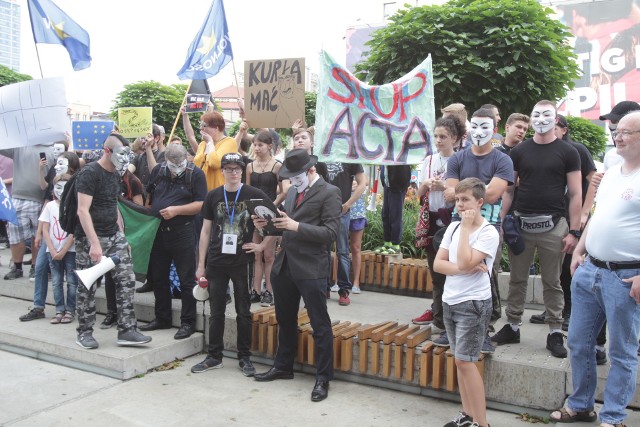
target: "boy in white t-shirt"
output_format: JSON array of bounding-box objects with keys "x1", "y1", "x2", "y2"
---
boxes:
[
  {"x1": 40, "y1": 174, "x2": 77, "y2": 325},
  {"x1": 434, "y1": 178, "x2": 499, "y2": 427}
]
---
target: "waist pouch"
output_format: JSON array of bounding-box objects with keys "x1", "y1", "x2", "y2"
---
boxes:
[{"x1": 516, "y1": 212, "x2": 560, "y2": 234}]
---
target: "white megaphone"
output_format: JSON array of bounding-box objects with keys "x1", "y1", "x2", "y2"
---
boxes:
[
  {"x1": 193, "y1": 277, "x2": 209, "y2": 301},
  {"x1": 76, "y1": 256, "x2": 121, "y2": 290}
]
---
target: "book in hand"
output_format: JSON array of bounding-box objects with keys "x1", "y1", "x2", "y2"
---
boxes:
[{"x1": 246, "y1": 198, "x2": 282, "y2": 236}]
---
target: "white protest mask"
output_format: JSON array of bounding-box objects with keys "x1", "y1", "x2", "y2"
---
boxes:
[
  {"x1": 289, "y1": 171, "x2": 310, "y2": 194},
  {"x1": 110, "y1": 146, "x2": 131, "y2": 174},
  {"x1": 469, "y1": 117, "x2": 494, "y2": 146},
  {"x1": 55, "y1": 157, "x2": 69, "y2": 176},
  {"x1": 167, "y1": 159, "x2": 188, "y2": 177},
  {"x1": 531, "y1": 106, "x2": 557, "y2": 134},
  {"x1": 52, "y1": 143, "x2": 65, "y2": 159},
  {"x1": 53, "y1": 181, "x2": 67, "y2": 200}
]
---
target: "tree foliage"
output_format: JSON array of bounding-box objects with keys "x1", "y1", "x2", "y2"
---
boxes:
[
  {"x1": 355, "y1": 0, "x2": 580, "y2": 116},
  {"x1": 0, "y1": 65, "x2": 32, "y2": 87},
  {"x1": 566, "y1": 115, "x2": 608, "y2": 159},
  {"x1": 110, "y1": 80, "x2": 202, "y2": 142}
]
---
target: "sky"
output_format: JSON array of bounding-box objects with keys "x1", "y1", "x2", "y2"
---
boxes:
[{"x1": 17, "y1": 0, "x2": 395, "y2": 112}]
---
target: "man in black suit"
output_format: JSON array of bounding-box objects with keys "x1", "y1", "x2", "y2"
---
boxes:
[{"x1": 253, "y1": 149, "x2": 341, "y2": 402}]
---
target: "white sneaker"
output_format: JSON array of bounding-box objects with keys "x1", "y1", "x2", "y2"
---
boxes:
[
  {"x1": 330, "y1": 284, "x2": 339, "y2": 292},
  {"x1": 352, "y1": 286, "x2": 361, "y2": 294}
]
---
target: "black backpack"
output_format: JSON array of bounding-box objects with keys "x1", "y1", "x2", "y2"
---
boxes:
[{"x1": 58, "y1": 172, "x2": 80, "y2": 234}]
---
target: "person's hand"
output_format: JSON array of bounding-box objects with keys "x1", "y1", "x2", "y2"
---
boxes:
[
  {"x1": 196, "y1": 267, "x2": 205, "y2": 280},
  {"x1": 624, "y1": 275, "x2": 640, "y2": 303},
  {"x1": 159, "y1": 206, "x2": 178, "y2": 220},
  {"x1": 443, "y1": 187, "x2": 455, "y2": 203},
  {"x1": 292, "y1": 118, "x2": 304, "y2": 131},
  {"x1": 52, "y1": 250, "x2": 64, "y2": 261},
  {"x1": 341, "y1": 203, "x2": 350, "y2": 215},
  {"x1": 180, "y1": 105, "x2": 187, "y2": 115},
  {"x1": 273, "y1": 210, "x2": 298, "y2": 231},
  {"x1": 471, "y1": 263, "x2": 489, "y2": 274},
  {"x1": 34, "y1": 234, "x2": 42, "y2": 248},
  {"x1": 591, "y1": 172, "x2": 604, "y2": 190},
  {"x1": 580, "y1": 211, "x2": 590, "y2": 230},
  {"x1": 238, "y1": 99, "x2": 245, "y2": 118},
  {"x1": 200, "y1": 130, "x2": 213, "y2": 145},
  {"x1": 39, "y1": 158, "x2": 48, "y2": 169},
  {"x1": 251, "y1": 214, "x2": 267, "y2": 230},
  {"x1": 239, "y1": 119, "x2": 249, "y2": 134},
  {"x1": 460, "y1": 209, "x2": 476, "y2": 228},
  {"x1": 431, "y1": 177, "x2": 446, "y2": 192},
  {"x1": 242, "y1": 242, "x2": 264, "y2": 254},
  {"x1": 89, "y1": 242, "x2": 103, "y2": 263},
  {"x1": 570, "y1": 252, "x2": 585, "y2": 275},
  {"x1": 562, "y1": 233, "x2": 578, "y2": 254}
]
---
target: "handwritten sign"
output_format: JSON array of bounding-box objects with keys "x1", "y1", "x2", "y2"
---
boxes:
[
  {"x1": 185, "y1": 94, "x2": 210, "y2": 113},
  {"x1": 0, "y1": 77, "x2": 70, "y2": 149},
  {"x1": 244, "y1": 57, "x2": 305, "y2": 128},
  {"x1": 315, "y1": 51, "x2": 435, "y2": 165},
  {"x1": 72, "y1": 121, "x2": 115, "y2": 150},
  {"x1": 117, "y1": 107, "x2": 152, "y2": 138}
]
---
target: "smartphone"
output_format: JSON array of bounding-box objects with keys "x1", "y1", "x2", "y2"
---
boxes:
[{"x1": 39, "y1": 152, "x2": 46, "y2": 161}]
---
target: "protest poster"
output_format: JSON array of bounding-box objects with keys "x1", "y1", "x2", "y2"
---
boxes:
[
  {"x1": 117, "y1": 107, "x2": 152, "y2": 138},
  {"x1": 244, "y1": 57, "x2": 305, "y2": 128},
  {"x1": 315, "y1": 51, "x2": 435, "y2": 165},
  {"x1": 185, "y1": 94, "x2": 210, "y2": 113},
  {"x1": 0, "y1": 77, "x2": 69, "y2": 149},
  {"x1": 72, "y1": 121, "x2": 115, "y2": 150}
]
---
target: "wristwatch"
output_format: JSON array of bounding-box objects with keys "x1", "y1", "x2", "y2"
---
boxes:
[{"x1": 568, "y1": 229, "x2": 582, "y2": 238}]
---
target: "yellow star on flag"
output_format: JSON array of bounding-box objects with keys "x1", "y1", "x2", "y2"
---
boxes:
[{"x1": 197, "y1": 30, "x2": 217, "y2": 55}]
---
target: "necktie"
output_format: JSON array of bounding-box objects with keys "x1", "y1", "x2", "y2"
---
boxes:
[{"x1": 295, "y1": 190, "x2": 305, "y2": 208}]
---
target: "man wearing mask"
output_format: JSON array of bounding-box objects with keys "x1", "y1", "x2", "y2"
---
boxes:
[{"x1": 139, "y1": 144, "x2": 207, "y2": 340}]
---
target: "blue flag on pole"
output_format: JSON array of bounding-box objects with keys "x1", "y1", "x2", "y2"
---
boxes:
[
  {"x1": 72, "y1": 121, "x2": 115, "y2": 150},
  {"x1": 0, "y1": 181, "x2": 17, "y2": 225},
  {"x1": 177, "y1": 0, "x2": 233, "y2": 80},
  {"x1": 27, "y1": 0, "x2": 91, "y2": 71}
]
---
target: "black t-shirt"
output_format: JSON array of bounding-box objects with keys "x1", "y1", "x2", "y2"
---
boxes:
[
  {"x1": 201, "y1": 184, "x2": 269, "y2": 268},
  {"x1": 133, "y1": 150, "x2": 166, "y2": 186},
  {"x1": 325, "y1": 162, "x2": 365, "y2": 204},
  {"x1": 510, "y1": 138, "x2": 580, "y2": 216},
  {"x1": 75, "y1": 162, "x2": 121, "y2": 237},
  {"x1": 569, "y1": 140, "x2": 596, "y2": 202},
  {"x1": 146, "y1": 163, "x2": 208, "y2": 226},
  {"x1": 43, "y1": 165, "x2": 56, "y2": 201}
]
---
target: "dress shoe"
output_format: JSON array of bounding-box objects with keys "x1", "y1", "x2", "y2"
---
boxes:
[
  {"x1": 311, "y1": 380, "x2": 329, "y2": 402},
  {"x1": 139, "y1": 319, "x2": 171, "y2": 331},
  {"x1": 254, "y1": 367, "x2": 294, "y2": 382},
  {"x1": 174, "y1": 323, "x2": 195, "y2": 340},
  {"x1": 136, "y1": 282, "x2": 153, "y2": 293}
]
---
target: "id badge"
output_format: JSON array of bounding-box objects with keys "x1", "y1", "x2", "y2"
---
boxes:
[{"x1": 222, "y1": 233, "x2": 238, "y2": 254}]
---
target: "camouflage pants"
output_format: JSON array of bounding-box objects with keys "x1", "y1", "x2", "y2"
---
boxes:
[{"x1": 75, "y1": 231, "x2": 137, "y2": 334}]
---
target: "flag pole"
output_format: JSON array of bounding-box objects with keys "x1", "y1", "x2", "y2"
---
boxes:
[
  {"x1": 26, "y1": 0, "x2": 44, "y2": 79},
  {"x1": 33, "y1": 45, "x2": 44, "y2": 79},
  {"x1": 167, "y1": 81, "x2": 193, "y2": 146},
  {"x1": 231, "y1": 59, "x2": 241, "y2": 100}
]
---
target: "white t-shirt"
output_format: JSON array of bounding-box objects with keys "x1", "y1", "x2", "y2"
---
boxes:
[
  {"x1": 419, "y1": 153, "x2": 453, "y2": 211},
  {"x1": 603, "y1": 148, "x2": 623, "y2": 171},
  {"x1": 38, "y1": 200, "x2": 74, "y2": 253},
  {"x1": 586, "y1": 164, "x2": 640, "y2": 261},
  {"x1": 441, "y1": 220, "x2": 499, "y2": 305}
]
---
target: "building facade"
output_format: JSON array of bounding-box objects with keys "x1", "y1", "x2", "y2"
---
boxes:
[{"x1": 0, "y1": 0, "x2": 20, "y2": 71}]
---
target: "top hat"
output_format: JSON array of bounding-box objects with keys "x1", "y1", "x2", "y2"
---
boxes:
[{"x1": 279, "y1": 149, "x2": 318, "y2": 178}]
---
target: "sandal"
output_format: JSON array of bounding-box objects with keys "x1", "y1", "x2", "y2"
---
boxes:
[
  {"x1": 550, "y1": 407, "x2": 597, "y2": 423},
  {"x1": 60, "y1": 312, "x2": 74, "y2": 324},
  {"x1": 50, "y1": 313, "x2": 63, "y2": 324}
]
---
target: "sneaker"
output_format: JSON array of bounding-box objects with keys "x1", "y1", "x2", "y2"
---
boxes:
[
  {"x1": 530, "y1": 311, "x2": 547, "y2": 324},
  {"x1": 338, "y1": 290, "x2": 350, "y2": 306},
  {"x1": 330, "y1": 284, "x2": 339, "y2": 292},
  {"x1": 374, "y1": 243, "x2": 390, "y2": 254},
  {"x1": 412, "y1": 309, "x2": 434, "y2": 325},
  {"x1": 135, "y1": 281, "x2": 153, "y2": 293},
  {"x1": 29, "y1": 265, "x2": 35, "y2": 280},
  {"x1": 249, "y1": 289, "x2": 261, "y2": 304},
  {"x1": 260, "y1": 290, "x2": 274, "y2": 307},
  {"x1": 225, "y1": 294, "x2": 232, "y2": 305},
  {"x1": 19, "y1": 307, "x2": 45, "y2": 321},
  {"x1": 4, "y1": 266, "x2": 23, "y2": 280},
  {"x1": 76, "y1": 332, "x2": 99, "y2": 349},
  {"x1": 432, "y1": 331, "x2": 450, "y2": 347},
  {"x1": 596, "y1": 348, "x2": 608, "y2": 365},
  {"x1": 443, "y1": 411, "x2": 474, "y2": 427},
  {"x1": 352, "y1": 286, "x2": 361, "y2": 294},
  {"x1": 491, "y1": 324, "x2": 520, "y2": 345},
  {"x1": 481, "y1": 334, "x2": 496, "y2": 354},
  {"x1": 546, "y1": 332, "x2": 568, "y2": 358},
  {"x1": 117, "y1": 327, "x2": 152, "y2": 346},
  {"x1": 239, "y1": 358, "x2": 256, "y2": 377},
  {"x1": 100, "y1": 311, "x2": 117, "y2": 329},
  {"x1": 191, "y1": 356, "x2": 223, "y2": 373},
  {"x1": 379, "y1": 244, "x2": 401, "y2": 255}
]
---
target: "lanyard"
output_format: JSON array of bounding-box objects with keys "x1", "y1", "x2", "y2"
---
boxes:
[{"x1": 223, "y1": 184, "x2": 243, "y2": 227}]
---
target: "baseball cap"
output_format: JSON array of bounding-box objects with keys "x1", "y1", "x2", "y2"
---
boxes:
[
  {"x1": 599, "y1": 101, "x2": 640, "y2": 122},
  {"x1": 221, "y1": 152, "x2": 245, "y2": 168}
]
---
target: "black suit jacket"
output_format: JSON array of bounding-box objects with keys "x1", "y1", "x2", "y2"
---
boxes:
[{"x1": 272, "y1": 176, "x2": 341, "y2": 280}]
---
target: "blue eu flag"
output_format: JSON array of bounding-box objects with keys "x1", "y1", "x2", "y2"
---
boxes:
[
  {"x1": 0, "y1": 181, "x2": 17, "y2": 225},
  {"x1": 177, "y1": 0, "x2": 233, "y2": 80},
  {"x1": 27, "y1": 0, "x2": 91, "y2": 71},
  {"x1": 72, "y1": 121, "x2": 114, "y2": 150}
]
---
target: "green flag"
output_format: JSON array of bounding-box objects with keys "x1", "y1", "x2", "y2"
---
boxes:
[{"x1": 118, "y1": 199, "x2": 160, "y2": 274}]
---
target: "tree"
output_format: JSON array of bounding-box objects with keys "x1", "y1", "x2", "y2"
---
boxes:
[
  {"x1": 110, "y1": 80, "x2": 203, "y2": 142},
  {"x1": 566, "y1": 116, "x2": 608, "y2": 159},
  {"x1": 0, "y1": 65, "x2": 32, "y2": 87},
  {"x1": 355, "y1": 0, "x2": 580, "y2": 116}
]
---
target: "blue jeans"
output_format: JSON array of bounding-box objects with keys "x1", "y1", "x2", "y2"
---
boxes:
[
  {"x1": 48, "y1": 251, "x2": 77, "y2": 313},
  {"x1": 567, "y1": 259, "x2": 640, "y2": 425},
  {"x1": 335, "y1": 211, "x2": 352, "y2": 292},
  {"x1": 443, "y1": 298, "x2": 492, "y2": 362},
  {"x1": 32, "y1": 245, "x2": 50, "y2": 309}
]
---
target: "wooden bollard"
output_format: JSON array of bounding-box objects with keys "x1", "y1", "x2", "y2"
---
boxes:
[
  {"x1": 307, "y1": 320, "x2": 340, "y2": 366},
  {"x1": 367, "y1": 253, "x2": 375, "y2": 286},
  {"x1": 391, "y1": 263, "x2": 401, "y2": 289},
  {"x1": 432, "y1": 346, "x2": 448, "y2": 389},
  {"x1": 267, "y1": 312, "x2": 278, "y2": 356},
  {"x1": 251, "y1": 306, "x2": 275, "y2": 351},
  {"x1": 400, "y1": 264, "x2": 410, "y2": 290},
  {"x1": 383, "y1": 261, "x2": 391, "y2": 288},
  {"x1": 445, "y1": 349, "x2": 458, "y2": 392},
  {"x1": 408, "y1": 262, "x2": 418, "y2": 291},
  {"x1": 370, "y1": 322, "x2": 398, "y2": 375},
  {"x1": 417, "y1": 264, "x2": 427, "y2": 292},
  {"x1": 338, "y1": 323, "x2": 361, "y2": 371},
  {"x1": 257, "y1": 307, "x2": 276, "y2": 353},
  {"x1": 297, "y1": 324, "x2": 312, "y2": 363},
  {"x1": 392, "y1": 325, "x2": 420, "y2": 380},
  {"x1": 381, "y1": 324, "x2": 409, "y2": 377},
  {"x1": 357, "y1": 322, "x2": 387, "y2": 374},
  {"x1": 331, "y1": 322, "x2": 352, "y2": 369},
  {"x1": 374, "y1": 256, "x2": 383, "y2": 285},
  {"x1": 419, "y1": 342, "x2": 434, "y2": 387},
  {"x1": 426, "y1": 267, "x2": 433, "y2": 292},
  {"x1": 297, "y1": 309, "x2": 310, "y2": 326}
]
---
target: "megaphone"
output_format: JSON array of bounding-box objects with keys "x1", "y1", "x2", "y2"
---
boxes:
[
  {"x1": 76, "y1": 256, "x2": 120, "y2": 290},
  {"x1": 193, "y1": 277, "x2": 209, "y2": 301}
]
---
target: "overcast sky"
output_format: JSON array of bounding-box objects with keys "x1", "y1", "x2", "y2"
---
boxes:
[{"x1": 17, "y1": 0, "x2": 394, "y2": 112}]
